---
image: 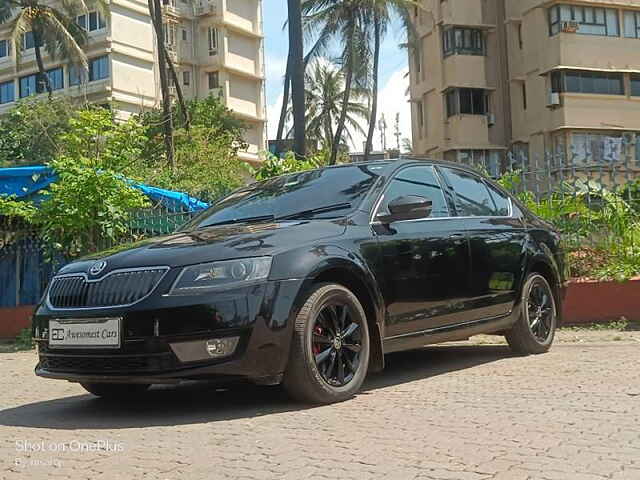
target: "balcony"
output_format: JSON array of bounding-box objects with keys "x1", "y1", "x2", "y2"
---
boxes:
[
  {"x1": 164, "y1": 44, "x2": 178, "y2": 64},
  {"x1": 439, "y1": 0, "x2": 485, "y2": 27},
  {"x1": 545, "y1": 93, "x2": 640, "y2": 133},
  {"x1": 443, "y1": 55, "x2": 488, "y2": 89},
  {"x1": 195, "y1": 0, "x2": 217, "y2": 17},
  {"x1": 445, "y1": 114, "x2": 491, "y2": 148}
]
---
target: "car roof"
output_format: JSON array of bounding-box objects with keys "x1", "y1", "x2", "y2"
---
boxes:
[{"x1": 324, "y1": 158, "x2": 487, "y2": 177}]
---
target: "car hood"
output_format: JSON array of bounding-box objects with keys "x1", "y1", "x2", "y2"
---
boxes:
[{"x1": 57, "y1": 220, "x2": 347, "y2": 275}]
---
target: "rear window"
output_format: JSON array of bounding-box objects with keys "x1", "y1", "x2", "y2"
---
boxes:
[{"x1": 441, "y1": 167, "x2": 498, "y2": 217}]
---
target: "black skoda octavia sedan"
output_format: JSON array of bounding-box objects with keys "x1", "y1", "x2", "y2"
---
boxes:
[{"x1": 33, "y1": 160, "x2": 566, "y2": 404}]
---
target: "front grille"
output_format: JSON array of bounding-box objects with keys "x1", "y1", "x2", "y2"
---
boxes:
[
  {"x1": 48, "y1": 268, "x2": 168, "y2": 309},
  {"x1": 39, "y1": 353, "x2": 178, "y2": 373}
]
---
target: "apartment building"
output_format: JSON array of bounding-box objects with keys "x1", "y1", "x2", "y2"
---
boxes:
[
  {"x1": 409, "y1": 0, "x2": 640, "y2": 176},
  {"x1": 0, "y1": 0, "x2": 267, "y2": 162}
]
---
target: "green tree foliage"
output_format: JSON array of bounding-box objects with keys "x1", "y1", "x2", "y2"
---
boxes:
[
  {"x1": 498, "y1": 172, "x2": 640, "y2": 282},
  {"x1": 0, "y1": 107, "x2": 150, "y2": 257},
  {"x1": 251, "y1": 152, "x2": 319, "y2": 181},
  {"x1": 135, "y1": 95, "x2": 249, "y2": 198},
  {"x1": 0, "y1": 98, "x2": 75, "y2": 166}
]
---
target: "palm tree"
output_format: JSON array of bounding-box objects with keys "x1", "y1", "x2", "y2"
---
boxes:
[
  {"x1": 287, "y1": 0, "x2": 306, "y2": 159},
  {"x1": 302, "y1": 0, "x2": 371, "y2": 165},
  {"x1": 300, "y1": 61, "x2": 368, "y2": 153},
  {"x1": 0, "y1": 0, "x2": 98, "y2": 99},
  {"x1": 362, "y1": 0, "x2": 415, "y2": 161}
]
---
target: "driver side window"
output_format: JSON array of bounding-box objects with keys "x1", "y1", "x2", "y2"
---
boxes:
[{"x1": 381, "y1": 166, "x2": 450, "y2": 218}]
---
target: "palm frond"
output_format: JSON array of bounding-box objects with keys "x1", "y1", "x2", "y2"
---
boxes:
[{"x1": 10, "y1": 8, "x2": 32, "y2": 67}]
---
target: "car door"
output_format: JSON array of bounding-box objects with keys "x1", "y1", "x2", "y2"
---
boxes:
[
  {"x1": 372, "y1": 165, "x2": 473, "y2": 339},
  {"x1": 438, "y1": 166, "x2": 527, "y2": 320}
]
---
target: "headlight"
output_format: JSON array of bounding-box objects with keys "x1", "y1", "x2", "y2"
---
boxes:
[{"x1": 168, "y1": 257, "x2": 272, "y2": 296}]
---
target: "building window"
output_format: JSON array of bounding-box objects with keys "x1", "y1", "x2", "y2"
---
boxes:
[
  {"x1": 445, "y1": 88, "x2": 488, "y2": 117},
  {"x1": 416, "y1": 100, "x2": 424, "y2": 137},
  {"x1": 442, "y1": 27, "x2": 484, "y2": 56},
  {"x1": 414, "y1": 47, "x2": 421, "y2": 75},
  {"x1": 548, "y1": 133, "x2": 566, "y2": 166},
  {"x1": 624, "y1": 11, "x2": 640, "y2": 38},
  {"x1": 0, "y1": 80, "x2": 14, "y2": 104},
  {"x1": 164, "y1": 23, "x2": 177, "y2": 48},
  {"x1": 183, "y1": 70, "x2": 190, "y2": 86},
  {"x1": 636, "y1": 135, "x2": 640, "y2": 163},
  {"x1": 77, "y1": 11, "x2": 106, "y2": 32},
  {"x1": 207, "y1": 27, "x2": 218, "y2": 55},
  {"x1": 89, "y1": 56, "x2": 109, "y2": 81},
  {"x1": 47, "y1": 67, "x2": 64, "y2": 90},
  {"x1": 453, "y1": 150, "x2": 501, "y2": 179},
  {"x1": 521, "y1": 82, "x2": 527, "y2": 110},
  {"x1": 70, "y1": 56, "x2": 110, "y2": 85},
  {"x1": 182, "y1": 28, "x2": 188, "y2": 41},
  {"x1": 21, "y1": 31, "x2": 41, "y2": 51},
  {"x1": 631, "y1": 74, "x2": 640, "y2": 96},
  {"x1": 549, "y1": 5, "x2": 619, "y2": 37},
  {"x1": 509, "y1": 142, "x2": 530, "y2": 170},
  {"x1": 18, "y1": 68, "x2": 63, "y2": 98},
  {"x1": 550, "y1": 70, "x2": 624, "y2": 95},
  {"x1": 19, "y1": 74, "x2": 38, "y2": 98},
  {"x1": 517, "y1": 24, "x2": 523, "y2": 49},
  {"x1": 570, "y1": 132, "x2": 623, "y2": 164},
  {"x1": 208, "y1": 71, "x2": 219, "y2": 89},
  {"x1": 0, "y1": 39, "x2": 11, "y2": 58}
]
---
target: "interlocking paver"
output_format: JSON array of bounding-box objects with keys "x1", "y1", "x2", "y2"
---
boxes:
[{"x1": 0, "y1": 341, "x2": 639, "y2": 480}]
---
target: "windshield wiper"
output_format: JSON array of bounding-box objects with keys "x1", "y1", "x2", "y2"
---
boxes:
[
  {"x1": 200, "y1": 214, "x2": 275, "y2": 228},
  {"x1": 277, "y1": 203, "x2": 352, "y2": 221}
]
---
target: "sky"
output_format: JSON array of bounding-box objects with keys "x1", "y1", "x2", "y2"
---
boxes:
[{"x1": 262, "y1": 1, "x2": 412, "y2": 152}]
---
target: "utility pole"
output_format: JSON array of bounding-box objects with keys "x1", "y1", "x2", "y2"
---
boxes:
[
  {"x1": 394, "y1": 112, "x2": 401, "y2": 152},
  {"x1": 378, "y1": 113, "x2": 387, "y2": 152}
]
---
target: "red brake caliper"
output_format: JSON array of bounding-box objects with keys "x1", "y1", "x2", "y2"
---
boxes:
[{"x1": 312, "y1": 325, "x2": 323, "y2": 355}]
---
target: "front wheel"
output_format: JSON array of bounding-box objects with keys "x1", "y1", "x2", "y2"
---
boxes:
[
  {"x1": 81, "y1": 382, "x2": 150, "y2": 399},
  {"x1": 283, "y1": 283, "x2": 370, "y2": 404},
  {"x1": 505, "y1": 273, "x2": 558, "y2": 355}
]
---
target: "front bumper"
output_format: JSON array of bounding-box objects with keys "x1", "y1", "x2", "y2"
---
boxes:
[{"x1": 33, "y1": 279, "x2": 304, "y2": 384}]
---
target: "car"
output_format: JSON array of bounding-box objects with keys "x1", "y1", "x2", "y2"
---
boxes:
[{"x1": 32, "y1": 160, "x2": 566, "y2": 404}]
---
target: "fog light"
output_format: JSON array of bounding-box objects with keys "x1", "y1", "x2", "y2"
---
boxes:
[{"x1": 206, "y1": 337, "x2": 239, "y2": 358}]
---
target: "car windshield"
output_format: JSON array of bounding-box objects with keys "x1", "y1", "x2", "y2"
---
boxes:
[{"x1": 183, "y1": 163, "x2": 389, "y2": 229}]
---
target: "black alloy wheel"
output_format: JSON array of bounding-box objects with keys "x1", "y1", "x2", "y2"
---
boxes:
[
  {"x1": 283, "y1": 283, "x2": 370, "y2": 404},
  {"x1": 505, "y1": 273, "x2": 557, "y2": 355},
  {"x1": 312, "y1": 303, "x2": 363, "y2": 387},
  {"x1": 526, "y1": 278, "x2": 554, "y2": 343}
]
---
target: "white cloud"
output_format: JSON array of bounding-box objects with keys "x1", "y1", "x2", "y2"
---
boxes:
[
  {"x1": 266, "y1": 92, "x2": 285, "y2": 140},
  {"x1": 265, "y1": 65, "x2": 412, "y2": 154}
]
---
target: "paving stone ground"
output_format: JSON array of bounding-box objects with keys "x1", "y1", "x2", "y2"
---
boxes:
[{"x1": 1, "y1": 335, "x2": 639, "y2": 480}]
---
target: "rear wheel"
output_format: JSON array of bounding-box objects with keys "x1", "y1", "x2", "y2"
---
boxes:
[
  {"x1": 505, "y1": 273, "x2": 557, "y2": 355},
  {"x1": 81, "y1": 382, "x2": 150, "y2": 399},
  {"x1": 283, "y1": 283, "x2": 370, "y2": 404}
]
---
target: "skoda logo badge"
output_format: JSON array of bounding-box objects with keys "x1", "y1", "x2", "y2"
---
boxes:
[{"x1": 89, "y1": 261, "x2": 108, "y2": 276}]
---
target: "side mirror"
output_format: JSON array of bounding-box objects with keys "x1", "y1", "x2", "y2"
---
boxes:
[{"x1": 377, "y1": 195, "x2": 433, "y2": 224}]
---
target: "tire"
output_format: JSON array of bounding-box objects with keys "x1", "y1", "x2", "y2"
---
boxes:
[
  {"x1": 283, "y1": 283, "x2": 370, "y2": 404},
  {"x1": 505, "y1": 273, "x2": 558, "y2": 355},
  {"x1": 81, "y1": 382, "x2": 150, "y2": 399}
]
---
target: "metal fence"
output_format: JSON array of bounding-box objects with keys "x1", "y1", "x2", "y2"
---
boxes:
[{"x1": 0, "y1": 205, "x2": 206, "y2": 308}]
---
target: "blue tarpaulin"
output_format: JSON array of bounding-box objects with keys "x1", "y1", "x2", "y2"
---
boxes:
[
  {"x1": 0, "y1": 165, "x2": 210, "y2": 212},
  {"x1": 0, "y1": 166, "x2": 210, "y2": 308}
]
